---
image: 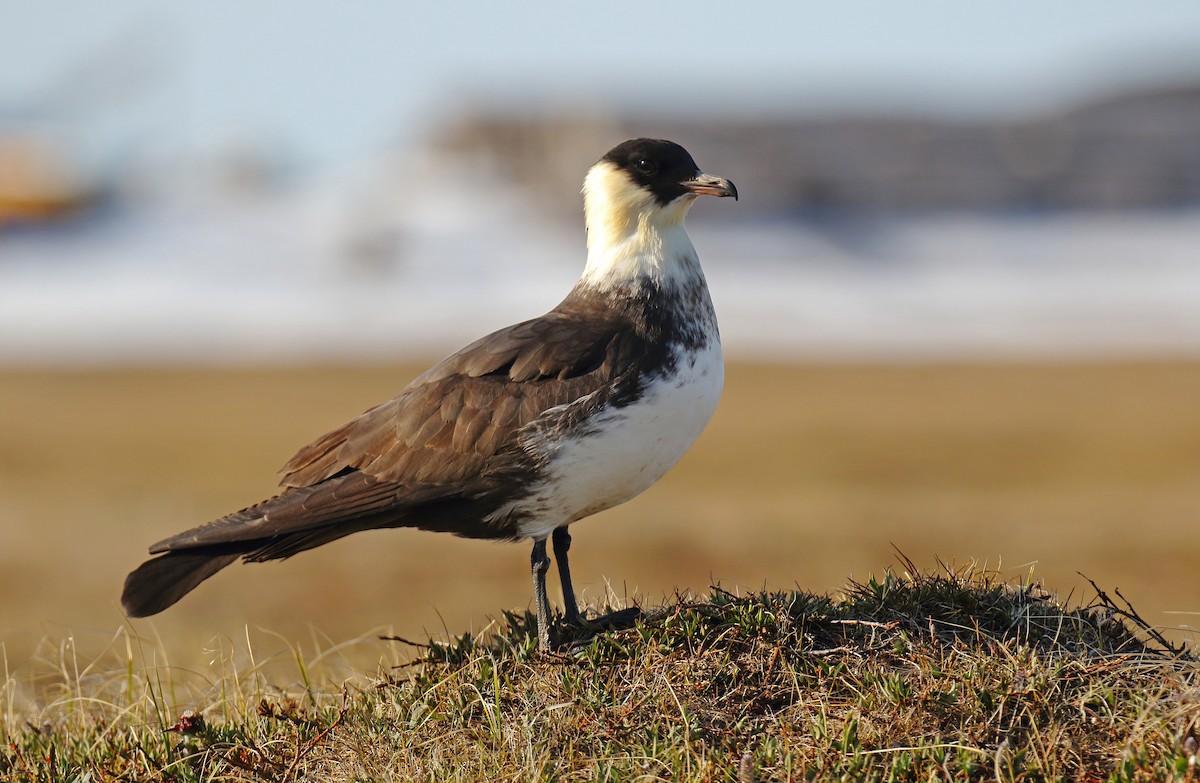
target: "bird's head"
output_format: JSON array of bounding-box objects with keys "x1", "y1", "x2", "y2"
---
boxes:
[{"x1": 582, "y1": 138, "x2": 737, "y2": 257}]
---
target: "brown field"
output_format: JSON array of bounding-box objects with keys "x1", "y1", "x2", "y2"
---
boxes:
[{"x1": 1, "y1": 360, "x2": 1198, "y2": 678}]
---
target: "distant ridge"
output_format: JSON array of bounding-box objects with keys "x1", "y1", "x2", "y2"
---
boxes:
[{"x1": 433, "y1": 81, "x2": 1200, "y2": 213}]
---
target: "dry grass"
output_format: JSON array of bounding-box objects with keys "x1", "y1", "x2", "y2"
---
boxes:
[
  {"x1": 1, "y1": 360, "x2": 1198, "y2": 684},
  {"x1": 3, "y1": 568, "x2": 1197, "y2": 781}
]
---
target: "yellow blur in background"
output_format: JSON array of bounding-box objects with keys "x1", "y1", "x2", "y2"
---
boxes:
[{"x1": 2, "y1": 360, "x2": 1196, "y2": 674}]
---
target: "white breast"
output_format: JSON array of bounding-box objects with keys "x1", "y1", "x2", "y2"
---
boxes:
[{"x1": 515, "y1": 338, "x2": 724, "y2": 541}]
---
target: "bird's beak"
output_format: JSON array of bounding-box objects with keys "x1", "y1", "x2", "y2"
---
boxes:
[{"x1": 685, "y1": 173, "x2": 738, "y2": 201}]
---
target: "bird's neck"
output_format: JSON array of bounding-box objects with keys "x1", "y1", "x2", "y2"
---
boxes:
[{"x1": 580, "y1": 200, "x2": 703, "y2": 292}]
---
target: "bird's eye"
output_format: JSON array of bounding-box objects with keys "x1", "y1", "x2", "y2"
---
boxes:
[{"x1": 633, "y1": 158, "x2": 658, "y2": 175}]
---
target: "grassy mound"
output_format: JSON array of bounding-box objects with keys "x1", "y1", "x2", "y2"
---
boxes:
[{"x1": 4, "y1": 566, "x2": 1197, "y2": 781}]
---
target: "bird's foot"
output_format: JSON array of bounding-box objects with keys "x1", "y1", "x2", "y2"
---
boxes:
[
  {"x1": 583, "y1": 606, "x2": 642, "y2": 629},
  {"x1": 551, "y1": 605, "x2": 642, "y2": 651}
]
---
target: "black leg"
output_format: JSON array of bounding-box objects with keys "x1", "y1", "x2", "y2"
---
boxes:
[
  {"x1": 530, "y1": 538, "x2": 552, "y2": 651},
  {"x1": 552, "y1": 527, "x2": 581, "y2": 625}
]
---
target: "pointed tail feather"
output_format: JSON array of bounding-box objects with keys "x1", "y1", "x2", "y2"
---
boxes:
[
  {"x1": 121, "y1": 551, "x2": 239, "y2": 617},
  {"x1": 121, "y1": 524, "x2": 369, "y2": 617},
  {"x1": 121, "y1": 470, "x2": 463, "y2": 617}
]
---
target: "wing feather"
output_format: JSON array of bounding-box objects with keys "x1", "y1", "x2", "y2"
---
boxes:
[
  {"x1": 147, "y1": 288, "x2": 651, "y2": 556},
  {"x1": 278, "y1": 290, "x2": 643, "y2": 495}
]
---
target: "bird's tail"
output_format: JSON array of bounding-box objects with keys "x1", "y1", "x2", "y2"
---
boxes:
[
  {"x1": 121, "y1": 476, "x2": 396, "y2": 618},
  {"x1": 121, "y1": 549, "x2": 240, "y2": 617},
  {"x1": 121, "y1": 471, "x2": 480, "y2": 618},
  {"x1": 121, "y1": 520, "x2": 379, "y2": 617}
]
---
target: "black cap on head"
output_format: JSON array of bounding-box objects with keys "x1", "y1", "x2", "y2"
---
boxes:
[{"x1": 600, "y1": 138, "x2": 703, "y2": 206}]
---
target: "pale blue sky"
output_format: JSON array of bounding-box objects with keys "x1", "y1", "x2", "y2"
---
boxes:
[{"x1": 4, "y1": 1, "x2": 1200, "y2": 171}]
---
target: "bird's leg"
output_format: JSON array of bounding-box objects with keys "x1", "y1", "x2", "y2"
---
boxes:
[
  {"x1": 552, "y1": 527, "x2": 582, "y2": 625},
  {"x1": 552, "y1": 526, "x2": 640, "y2": 639},
  {"x1": 530, "y1": 538, "x2": 552, "y2": 651}
]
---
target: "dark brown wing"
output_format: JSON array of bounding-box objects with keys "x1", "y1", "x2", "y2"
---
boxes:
[
  {"x1": 148, "y1": 290, "x2": 651, "y2": 555},
  {"x1": 279, "y1": 299, "x2": 641, "y2": 492}
]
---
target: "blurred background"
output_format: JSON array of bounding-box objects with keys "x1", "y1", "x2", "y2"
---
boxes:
[{"x1": 2, "y1": 1, "x2": 1199, "y2": 686}]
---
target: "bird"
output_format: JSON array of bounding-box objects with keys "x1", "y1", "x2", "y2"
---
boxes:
[{"x1": 121, "y1": 138, "x2": 738, "y2": 651}]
